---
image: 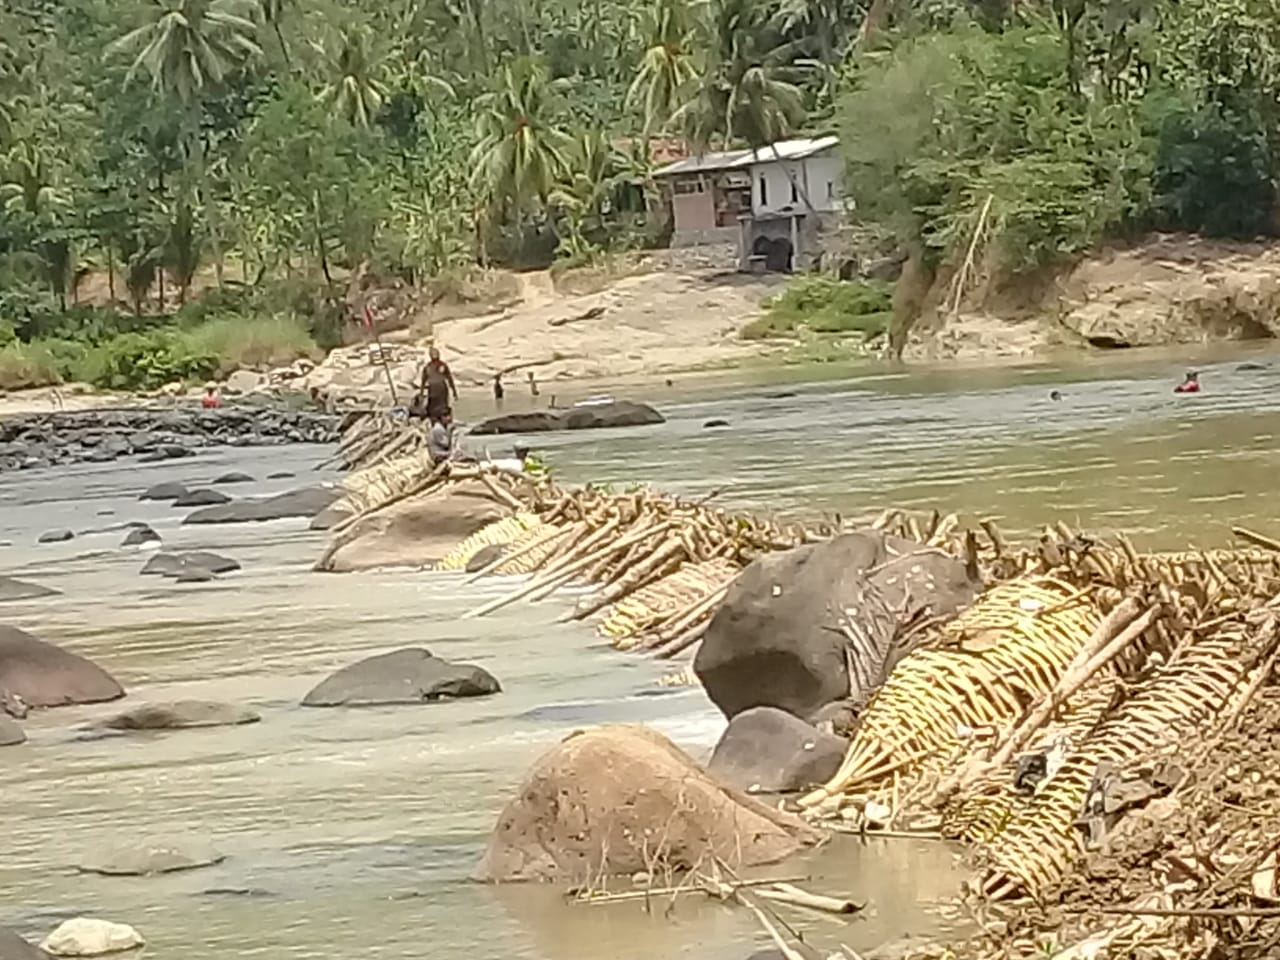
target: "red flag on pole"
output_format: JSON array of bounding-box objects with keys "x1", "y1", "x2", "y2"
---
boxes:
[{"x1": 362, "y1": 304, "x2": 375, "y2": 330}]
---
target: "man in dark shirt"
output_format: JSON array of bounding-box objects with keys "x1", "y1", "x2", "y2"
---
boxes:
[{"x1": 420, "y1": 345, "x2": 458, "y2": 422}]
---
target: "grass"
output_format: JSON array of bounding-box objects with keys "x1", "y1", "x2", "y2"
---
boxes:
[
  {"x1": 0, "y1": 314, "x2": 320, "y2": 393},
  {"x1": 741, "y1": 275, "x2": 893, "y2": 343},
  {"x1": 184, "y1": 314, "x2": 320, "y2": 375},
  {"x1": 0, "y1": 341, "x2": 64, "y2": 390}
]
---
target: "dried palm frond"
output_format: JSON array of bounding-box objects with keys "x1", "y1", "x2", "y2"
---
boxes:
[{"x1": 435, "y1": 513, "x2": 542, "y2": 572}]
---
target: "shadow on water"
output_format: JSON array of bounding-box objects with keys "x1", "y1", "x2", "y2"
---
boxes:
[{"x1": 2, "y1": 348, "x2": 1277, "y2": 957}]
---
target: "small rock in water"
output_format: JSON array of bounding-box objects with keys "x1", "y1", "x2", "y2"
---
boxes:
[
  {"x1": 181, "y1": 551, "x2": 240, "y2": 574},
  {"x1": 78, "y1": 839, "x2": 225, "y2": 877},
  {"x1": 465, "y1": 543, "x2": 507, "y2": 573},
  {"x1": 0, "y1": 715, "x2": 25, "y2": 747},
  {"x1": 0, "y1": 575, "x2": 60, "y2": 603},
  {"x1": 139, "y1": 481, "x2": 188, "y2": 502},
  {"x1": 37, "y1": 530, "x2": 73, "y2": 544},
  {"x1": 120, "y1": 526, "x2": 160, "y2": 548},
  {"x1": 301, "y1": 648, "x2": 501, "y2": 707},
  {"x1": 174, "y1": 489, "x2": 232, "y2": 507},
  {"x1": 703, "y1": 419, "x2": 730, "y2": 429},
  {"x1": 174, "y1": 570, "x2": 216, "y2": 584},
  {"x1": 266, "y1": 471, "x2": 294, "y2": 480},
  {"x1": 212, "y1": 471, "x2": 254, "y2": 485},
  {"x1": 139, "y1": 553, "x2": 187, "y2": 577},
  {"x1": 40, "y1": 918, "x2": 144, "y2": 957},
  {"x1": 102, "y1": 700, "x2": 259, "y2": 731},
  {"x1": 0, "y1": 927, "x2": 49, "y2": 959}
]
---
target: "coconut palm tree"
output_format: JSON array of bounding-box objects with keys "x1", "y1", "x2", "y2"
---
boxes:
[
  {"x1": 627, "y1": 0, "x2": 698, "y2": 136},
  {"x1": 316, "y1": 26, "x2": 389, "y2": 129},
  {"x1": 469, "y1": 57, "x2": 570, "y2": 221},
  {"x1": 109, "y1": 0, "x2": 264, "y2": 106},
  {"x1": 670, "y1": 0, "x2": 807, "y2": 152}
]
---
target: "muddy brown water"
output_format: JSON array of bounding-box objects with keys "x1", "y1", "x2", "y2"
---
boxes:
[{"x1": 1, "y1": 347, "x2": 1277, "y2": 958}]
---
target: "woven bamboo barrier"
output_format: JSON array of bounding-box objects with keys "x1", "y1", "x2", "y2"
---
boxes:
[{"x1": 799, "y1": 577, "x2": 1103, "y2": 817}]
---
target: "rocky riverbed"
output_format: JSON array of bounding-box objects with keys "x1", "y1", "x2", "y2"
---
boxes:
[{"x1": 0, "y1": 407, "x2": 339, "y2": 473}]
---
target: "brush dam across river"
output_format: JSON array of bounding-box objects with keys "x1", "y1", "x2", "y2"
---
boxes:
[{"x1": 2, "y1": 348, "x2": 1278, "y2": 959}]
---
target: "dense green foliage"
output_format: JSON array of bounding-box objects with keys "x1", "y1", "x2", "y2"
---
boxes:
[
  {"x1": 743, "y1": 275, "x2": 890, "y2": 340},
  {"x1": 0, "y1": 0, "x2": 843, "y2": 388},
  {"x1": 839, "y1": 0, "x2": 1280, "y2": 279},
  {"x1": 3, "y1": 0, "x2": 1280, "y2": 387}
]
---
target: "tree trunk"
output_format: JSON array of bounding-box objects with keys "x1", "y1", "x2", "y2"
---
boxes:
[{"x1": 107, "y1": 246, "x2": 116, "y2": 303}]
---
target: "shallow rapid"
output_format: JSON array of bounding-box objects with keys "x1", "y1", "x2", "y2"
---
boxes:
[{"x1": 2, "y1": 347, "x2": 1277, "y2": 958}]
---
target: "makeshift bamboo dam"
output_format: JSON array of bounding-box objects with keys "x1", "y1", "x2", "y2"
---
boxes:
[{"x1": 322, "y1": 413, "x2": 1280, "y2": 960}]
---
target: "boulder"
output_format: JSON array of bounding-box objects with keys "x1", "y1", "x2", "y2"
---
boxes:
[
  {"x1": 101, "y1": 700, "x2": 259, "y2": 731},
  {"x1": 266, "y1": 471, "x2": 294, "y2": 479},
  {"x1": 120, "y1": 525, "x2": 160, "y2": 548},
  {"x1": 182, "y1": 551, "x2": 240, "y2": 574},
  {"x1": 0, "y1": 928, "x2": 50, "y2": 959},
  {"x1": 40, "y1": 919, "x2": 143, "y2": 957},
  {"x1": 37, "y1": 530, "x2": 73, "y2": 544},
  {"x1": 707, "y1": 706, "x2": 847, "y2": 794},
  {"x1": 472, "y1": 725, "x2": 823, "y2": 882},
  {"x1": 213, "y1": 471, "x2": 254, "y2": 484},
  {"x1": 321, "y1": 481, "x2": 505, "y2": 572},
  {"x1": 140, "y1": 551, "x2": 239, "y2": 577},
  {"x1": 139, "y1": 481, "x2": 188, "y2": 502},
  {"x1": 78, "y1": 839, "x2": 225, "y2": 876},
  {"x1": 224, "y1": 369, "x2": 266, "y2": 394},
  {"x1": 0, "y1": 715, "x2": 24, "y2": 747},
  {"x1": 465, "y1": 543, "x2": 507, "y2": 574},
  {"x1": 470, "y1": 400, "x2": 665, "y2": 435},
  {"x1": 0, "y1": 576, "x2": 60, "y2": 603},
  {"x1": 694, "y1": 530, "x2": 980, "y2": 720},
  {"x1": 183, "y1": 485, "x2": 342, "y2": 524},
  {"x1": 301, "y1": 648, "x2": 500, "y2": 707},
  {"x1": 175, "y1": 570, "x2": 216, "y2": 584},
  {"x1": 0, "y1": 626, "x2": 124, "y2": 708},
  {"x1": 174, "y1": 489, "x2": 232, "y2": 507}
]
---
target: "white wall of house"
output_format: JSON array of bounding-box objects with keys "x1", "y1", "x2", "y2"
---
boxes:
[{"x1": 749, "y1": 148, "x2": 842, "y2": 216}]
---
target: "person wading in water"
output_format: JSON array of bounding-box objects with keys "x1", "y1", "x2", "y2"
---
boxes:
[
  {"x1": 1174, "y1": 370, "x2": 1201, "y2": 394},
  {"x1": 419, "y1": 345, "x2": 458, "y2": 422}
]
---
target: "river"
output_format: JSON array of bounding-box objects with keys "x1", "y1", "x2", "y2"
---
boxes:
[{"x1": 1, "y1": 349, "x2": 1277, "y2": 959}]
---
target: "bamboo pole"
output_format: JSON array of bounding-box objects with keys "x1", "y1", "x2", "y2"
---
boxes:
[
  {"x1": 524, "y1": 523, "x2": 674, "y2": 604},
  {"x1": 465, "y1": 522, "x2": 577, "y2": 584}
]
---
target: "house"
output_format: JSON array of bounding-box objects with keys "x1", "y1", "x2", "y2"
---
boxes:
[{"x1": 651, "y1": 135, "x2": 843, "y2": 272}]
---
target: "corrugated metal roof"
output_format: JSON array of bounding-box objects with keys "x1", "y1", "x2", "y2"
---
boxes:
[{"x1": 651, "y1": 135, "x2": 838, "y2": 177}]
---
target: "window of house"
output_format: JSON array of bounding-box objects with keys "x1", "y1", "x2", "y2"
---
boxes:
[
  {"x1": 673, "y1": 177, "x2": 704, "y2": 195},
  {"x1": 790, "y1": 181, "x2": 798, "y2": 204},
  {"x1": 826, "y1": 181, "x2": 835, "y2": 200},
  {"x1": 759, "y1": 175, "x2": 768, "y2": 207}
]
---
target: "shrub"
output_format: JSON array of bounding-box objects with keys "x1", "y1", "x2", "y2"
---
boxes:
[
  {"x1": 743, "y1": 276, "x2": 892, "y2": 340},
  {"x1": 184, "y1": 314, "x2": 320, "y2": 374},
  {"x1": 87, "y1": 331, "x2": 220, "y2": 391},
  {"x1": 0, "y1": 342, "x2": 64, "y2": 390}
]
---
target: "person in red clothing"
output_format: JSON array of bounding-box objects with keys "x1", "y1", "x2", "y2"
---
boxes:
[
  {"x1": 201, "y1": 385, "x2": 222, "y2": 409},
  {"x1": 1174, "y1": 370, "x2": 1201, "y2": 394},
  {"x1": 419, "y1": 345, "x2": 458, "y2": 422}
]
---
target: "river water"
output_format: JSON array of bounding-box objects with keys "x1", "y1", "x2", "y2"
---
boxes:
[{"x1": 1, "y1": 348, "x2": 1277, "y2": 959}]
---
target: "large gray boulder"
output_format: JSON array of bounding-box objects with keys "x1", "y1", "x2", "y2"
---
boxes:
[
  {"x1": 0, "y1": 927, "x2": 50, "y2": 959},
  {"x1": 470, "y1": 400, "x2": 664, "y2": 435},
  {"x1": 0, "y1": 625, "x2": 124, "y2": 708},
  {"x1": 707, "y1": 706, "x2": 847, "y2": 794},
  {"x1": 0, "y1": 716, "x2": 25, "y2": 747},
  {"x1": 473, "y1": 725, "x2": 822, "y2": 882},
  {"x1": 183, "y1": 485, "x2": 342, "y2": 524},
  {"x1": 301, "y1": 648, "x2": 500, "y2": 707},
  {"x1": 0, "y1": 576, "x2": 60, "y2": 603},
  {"x1": 694, "y1": 530, "x2": 980, "y2": 720}
]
